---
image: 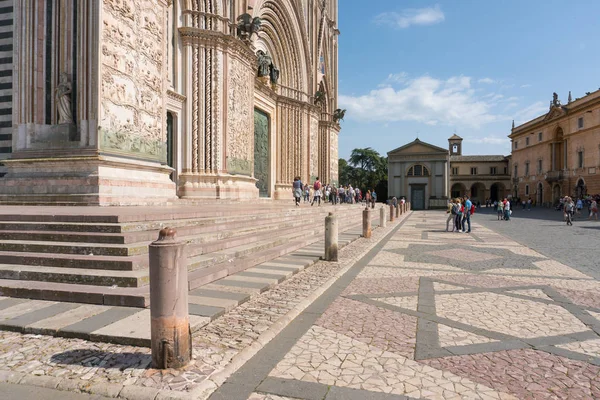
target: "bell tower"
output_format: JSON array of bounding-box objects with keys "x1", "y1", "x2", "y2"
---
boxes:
[{"x1": 448, "y1": 134, "x2": 463, "y2": 156}]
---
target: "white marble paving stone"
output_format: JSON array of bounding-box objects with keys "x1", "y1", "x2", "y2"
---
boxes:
[
  {"x1": 438, "y1": 324, "x2": 498, "y2": 347},
  {"x1": 0, "y1": 300, "x2": 57, "y2": 320},
  {"x1": 27, "y1": 304, "x2": 108, "y2": 332},
  {"x1": 378, "y1": 296, "x2": 418, "y2": 311}
]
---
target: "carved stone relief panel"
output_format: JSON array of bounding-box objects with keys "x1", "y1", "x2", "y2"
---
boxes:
[
  {"x1": 226, "y1": 57, "x2": 254, "y2": 176},
  {"x1": 330, "y1": 130, "x2": 339, "y2": 185},
  {"x1": 254, "y1": 109, "x2": 270, "y2": 197},
  {"x1": 309, "y1": 115, "x2": 319, "y2": 181},
  {"x1": 100, "y1": 0, "x2": 166, "y2": 162}
]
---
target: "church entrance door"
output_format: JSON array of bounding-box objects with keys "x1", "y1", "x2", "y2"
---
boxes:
[
  {"x1": 254, "y1": 109, "x2": 270, "y2": 197},
  {"x1": 411, "y1": 186, "x2": 425, "y2": 210}
]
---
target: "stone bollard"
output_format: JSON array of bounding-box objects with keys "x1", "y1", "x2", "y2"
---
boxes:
[
  {"x1": 380, "y1": 206, "x2": 387, "y2": 228},
  {"x1": 362, "y1": 207, "x2": 372, "y2": 238},
  {"x1": 390, "y1": 204, "x2": 395, "y2": 222},
  {"x1": 149, "y1": 228, "x2": 191, "y2": 369},
  {"x1": 324, "y1": 212, "x2": 338, "y2": 261},
  {"x1": 395, "y1": 204, "x2": 399, "y2": 218},
  {"x1": 371, "y1": 200, "x2": 375, "y2": 209}
]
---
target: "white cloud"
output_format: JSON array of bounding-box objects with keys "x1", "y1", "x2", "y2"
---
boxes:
[
  {"x1": 464, "y1": 136, "x2": 509, "y2": 145},
  {"x1": 386, "y1": 72, "x2": 409, "y2": 84},
  {"x1": 339, "y1": 74, "x2": 506, "y2": 128},
  {"x1": 520, "y1": 84, "x2": 532, "y2": 88},
  {"x1": 514, "y1": 101, "x2": 548, "y2": 124},
  {"x1": 478, "y1": 78, "x2": 496, "y2": 84},
  {"x1": 374, "y1": 5, "x2": 445, "y2": 29}
]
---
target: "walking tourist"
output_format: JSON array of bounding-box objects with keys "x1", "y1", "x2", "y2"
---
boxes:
[
  {"x1": 590, "y1": 199, "x2": 598, "y2": 220},
  {"x1": 303, "y1": 184, "x2": 310, "y2": 203},
  {"x1": 446, "y1": 199, "x2": 455, "y2": 232},
  {"x1": 576, "y1": 198, "x2": 583, "y2": 217},
  {"x1": 292, "y1": 177, "x2": 303, "y2": 207},
  {"x1": 503, "y1": 198, "x2": 511, "y2": 221},
  {"x1": 371, "y1": 190, "x2": 377, "y2": 208},
  {"x1": 462, "y1": 195, "x2": 472, "y2": 233},
  {"x1": 311, "y1": 177, "x2": 322, "y2": 206},
  {"x1": 496, "y1": 200, "x2": 503, "y2": 220},
  {"x1": 564, "y1": 197, "x2": 574, "y2": 226},
  {"x1": 454, "y1": 199, "x2": 463, "y2": 232}
]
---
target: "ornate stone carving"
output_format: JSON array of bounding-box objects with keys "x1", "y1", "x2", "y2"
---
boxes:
[
  {"x1": 100, "y1": 0, "x2": 166, "y2": 162},
  {"x1": 237, "y1": 14, "x2": 261, "y2": 42},
  {"x1": 227, "y1": 57, "x2": 254, "y2": 176},
  {"x1": 310, "y1": 116, "x2": 319, "y2": 180},
  {"x1": 333, "y1": 108, "x2": 346, "y2": 124},
  {"x1": 330, "y1": 130, "x2": 339, "y2": 184}
]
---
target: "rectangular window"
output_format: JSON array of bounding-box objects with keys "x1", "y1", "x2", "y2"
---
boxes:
[
  {"x1": 504, "y1": 167, "x2": 508, "y2": 175},
  {"x1": 526, "y1": 137, "x2": 530, "y2": 146},
  {"x1": 578, "y1": 117, "x2": 584, "y2": 129},
  {"x1": 525, "y1": 162, "x2": 530, "y2": 176},
  {"x1": 525, "y1": 185, "x2": 530, "y2": 196},
  {"x1": 578, "y1": 151, "x2": 584, "y2": 168},
  {"x1": 470, "y1": 167, "x2": 477, "y2": 175},
  {"x1": 537, "y1": 159, "x2": 542, "y2": 174},
  {"x1": 538, "y1": 132, "x2": 543, "y2": 142},
  {"x1": 451, "y1": 167, "x2": 458, "y2": 175},
  {"x1": 514, "y1": 141, "x2": 518, "y2": 149},
  {"x1": 490, "y1": 167, "x2": 497, "y2": 175}
]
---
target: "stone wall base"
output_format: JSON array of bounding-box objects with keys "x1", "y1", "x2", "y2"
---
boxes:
[
  {"x1": 0, "y1": 155, "x2": 177, "y2": 206},
  {"x1": 274, "y1": 184, "x2": 293, "y2": 201},
  {"x1": 178, "y1": 173, "x2": 259, "y2": 200}
]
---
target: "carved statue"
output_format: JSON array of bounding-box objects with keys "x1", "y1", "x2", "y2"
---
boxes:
[
  {"x1": 552, "y1": 92, "x2": 560, "y2": 107},
  {"x1": 56, "y1": 73, "x2": 73, "y2": 124},
  {"x1": 314, "y1": 90, "x2": 325, "y2": 105},
  {"x1": 333, "y1": 109, "x2": 346, "y2": 123},
  {"x1": 256, "y1": 50, "x2": 272, "y2": 77},
  {"x1": 269, "y1": 64, "x2": 280, "y2": 85},
  {"x1": 237, "y1": 14, "x2": 261, "y2": 41}
]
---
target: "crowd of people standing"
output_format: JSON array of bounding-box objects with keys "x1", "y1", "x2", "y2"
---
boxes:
[{"x1": 292, "y1": 177, "x2": 378, "y2": 208}]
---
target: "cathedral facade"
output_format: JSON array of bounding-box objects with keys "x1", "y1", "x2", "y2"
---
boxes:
[{"x1": 0, "y1": 0, "x2": 340, "y2": 205}]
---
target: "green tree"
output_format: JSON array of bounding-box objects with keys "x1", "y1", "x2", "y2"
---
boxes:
[{"x1": 342, "y1": 148, "x2": 388, "y2": 198}]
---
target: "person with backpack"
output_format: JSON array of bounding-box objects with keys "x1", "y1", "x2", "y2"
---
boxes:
[
  {"x1": 496, "y1": 199, "x2": 503, "y2": 220},
  {"x1": 311, "y1": 177, "x2": 322, "y2": 206}
]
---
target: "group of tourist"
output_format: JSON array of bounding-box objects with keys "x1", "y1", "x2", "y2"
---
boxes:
[
  {"x1": 494, "y1": 198, "x2": 512, "y2": 221},
  {"x1": 292, "y1": 177, "x2": 377, "y2": 208},
  {"x1": 445, "y1": 195, "x2": 475, "y2": 233},
  {"x1": 558, "y1": 196, "x2": 598, "y2": 223}
]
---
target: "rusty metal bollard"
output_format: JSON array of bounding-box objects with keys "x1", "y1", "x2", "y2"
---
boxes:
[
  {"x1": 149, "y1": 228, "x2": 191, "y2": 369},
  {"x1": 362, "y1": 207, "x2": 372, "y2": 238},
  {"x1": 324, "y1": 212, "x2": 338, "y2": 261},
  {"x1": 395, "y1": 204, "x2": 399, "y2": 218},
  {"x1": 380, "y1": 206, "x2": 387, "y2": 228},
  {"x1": 390, "y1": 204, "x2": 395, "y2": 222}
]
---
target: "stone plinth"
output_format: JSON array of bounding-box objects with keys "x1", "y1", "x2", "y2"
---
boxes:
[
  {"x1": 178, "y1": 173, "x2": 259, "y2": 200},
  {"x1": 0, "y1": 153, "x2": 176, "y2": 206}
]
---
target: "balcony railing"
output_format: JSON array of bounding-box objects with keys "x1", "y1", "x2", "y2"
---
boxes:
[{"x1": 545, "y1": 170, "x2": 567, "y2": 183}]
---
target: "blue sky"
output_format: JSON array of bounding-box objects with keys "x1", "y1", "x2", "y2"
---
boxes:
[{"x1": 337, "y1": 0, "x2": 600, "y2": 160}]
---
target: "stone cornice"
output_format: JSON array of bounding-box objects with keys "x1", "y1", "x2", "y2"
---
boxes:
[
  {"x1": 179, "y1": 28, "x2": 256, "y2": 61},
  {"x1": 167, "y1": 89, "x2": 186, "y2": 103}
]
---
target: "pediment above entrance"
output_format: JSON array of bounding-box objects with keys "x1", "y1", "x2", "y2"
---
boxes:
[
  {"x1": 388, "y1": 139, "x2": 449, "y2": 158},
  {"x1": 544, "y1": 106, "x2": 567, "y2": 122}
]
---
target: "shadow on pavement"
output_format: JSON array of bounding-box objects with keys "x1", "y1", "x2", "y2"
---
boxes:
[{"x1": 50, "y1": 349, "x2": 151, "y2": 370}]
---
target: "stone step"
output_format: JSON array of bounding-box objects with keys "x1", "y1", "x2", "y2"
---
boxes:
[
  {"x1": 0, "y1": 264, "x2": 149, "y2": 287},
  {"x1": 0, "y1": 221, "x2": 123, "y2": 234},
  {"x1": 0, "y1": 251, "x2": 146, "y2": 271}
]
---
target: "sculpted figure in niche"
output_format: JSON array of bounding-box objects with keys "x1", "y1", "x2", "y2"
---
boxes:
[
  {"x1": 269, "y1": 64, "x2": 280, "y2": 85},
  {"x1": 256, "y1": 50, "x2": 272, "y2": 77},
  {"x1": 56, "y1": 73, "x2": 74, "y2": 124}
]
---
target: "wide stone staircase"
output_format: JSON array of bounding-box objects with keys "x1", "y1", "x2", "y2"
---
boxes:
[{"x1": 0, "y1": 202, "x2": 377, "y2": 308}]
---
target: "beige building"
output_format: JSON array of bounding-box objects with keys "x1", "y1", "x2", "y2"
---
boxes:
[
  {"x1": 388, "y1": 135, "x2": 510, "y2": 209},
  {"x1": 509, "y1": 90, "x2": 600, "y2": 205},
  {"x1": 0, "y1": 0, "x2": 340, "y2": 205}
]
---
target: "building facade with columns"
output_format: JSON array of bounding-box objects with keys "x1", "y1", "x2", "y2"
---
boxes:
[
  {"x1": 509, "y1": 90, "x2": 600, "y2": 205},
  {"x1": 0, "y1": 0, "x2": 340, "y2": 205},
  {"x1": 388, "y1": 136, "x2": 510, "y2": 210}
]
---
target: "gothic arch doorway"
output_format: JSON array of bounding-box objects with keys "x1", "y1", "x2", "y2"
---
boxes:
[
  {"x1": 575, "y1": 178, "x2": 586, "y2": 199},
  {"x1": 451, "y1": 183, "x2": 466, "y2": 199},
  {"x1": 537, "y1": 182, "x2": 543, "y2": 205},
  {"x1": 552, "y1": 184, "x2": 561, "y2": 204}
]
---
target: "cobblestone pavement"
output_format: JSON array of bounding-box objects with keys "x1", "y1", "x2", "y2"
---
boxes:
[
  {"x1": 211, "y1": 210, "x2": 600, "y2": 400},
  {"x1": 0, "y1": 209, "x2": 406, "y2": 399}
]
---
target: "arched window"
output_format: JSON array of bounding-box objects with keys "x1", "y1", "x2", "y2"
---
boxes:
[{"x1": 407, "y1": 165, "x2": 430, "y2": 177}]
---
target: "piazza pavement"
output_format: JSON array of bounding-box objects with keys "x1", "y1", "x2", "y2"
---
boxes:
[{"x1": 2, "y1": 207, "x2": 600, "y2": 399}]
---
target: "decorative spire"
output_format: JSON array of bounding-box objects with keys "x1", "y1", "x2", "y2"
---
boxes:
[
  {"x1": 512, "y1": 120, "x2": 515, "y2": 130},
  {"x1": 568, "y1": 91, "x2": 572, "y2": 103}
]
